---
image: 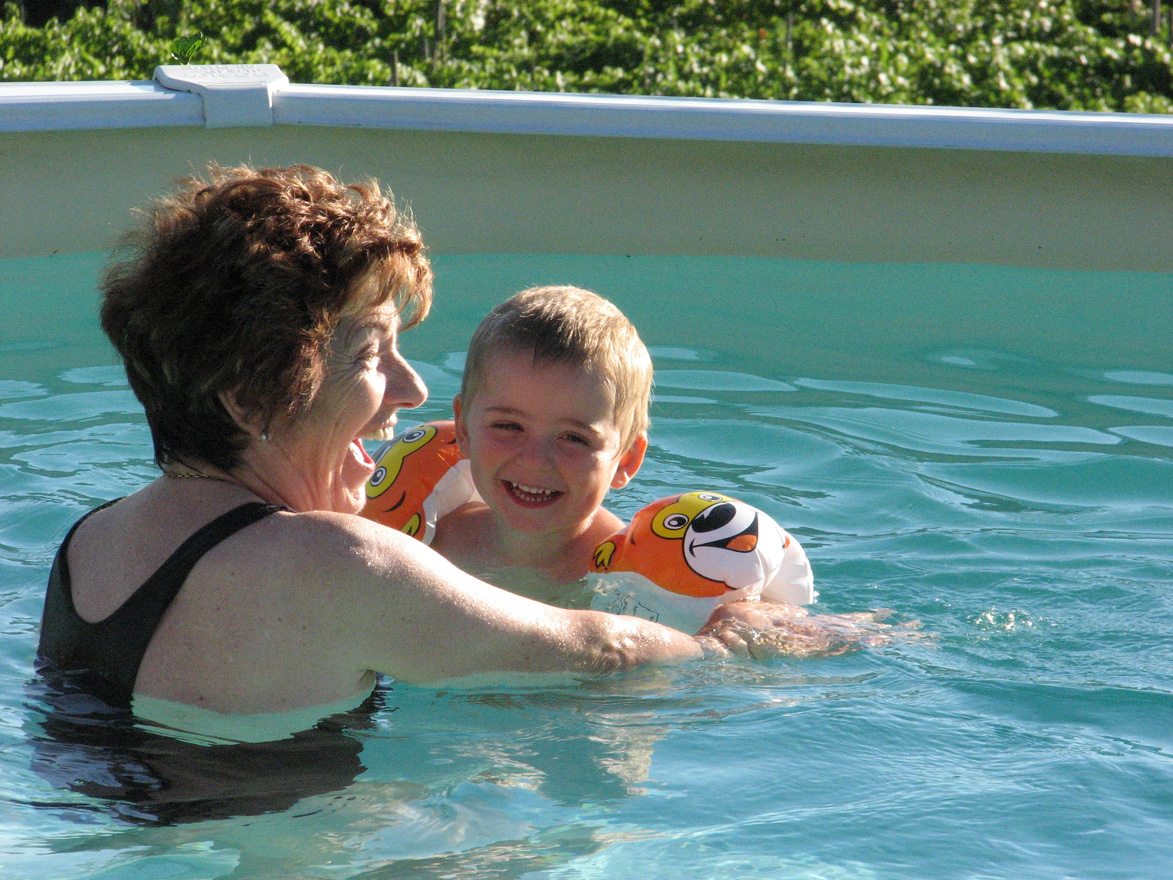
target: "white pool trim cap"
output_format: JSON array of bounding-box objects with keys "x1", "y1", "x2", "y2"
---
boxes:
[
  {"x1": 274, "y1": 82, "x2": 1173, "y2": 157},
  {"x1": 153, "y1": 64, "x2": 288, "y2": 128},
  {"x1": 0, "y1": 63, "x2": 1170, "y2": 157}
]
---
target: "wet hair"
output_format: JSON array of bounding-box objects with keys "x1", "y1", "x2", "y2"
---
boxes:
[
  {"x1": 100, "y1": 164, "x2": 432, "y2": 471},
  {"x1": 461, "y1": 286, "x2": 652, "y2": 449}
]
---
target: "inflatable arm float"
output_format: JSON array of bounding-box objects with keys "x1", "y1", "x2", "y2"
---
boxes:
[{"x1": 363, "y1": 424, "x2": 815, "y2": 630}]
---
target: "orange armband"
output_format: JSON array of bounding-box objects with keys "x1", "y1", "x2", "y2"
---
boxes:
[
  {"x1": 361, "y1": 420, "x2": 479, "y2": 545},
  {"x1": 590, "y1": 491, "x2": 815, "y2": 631}
]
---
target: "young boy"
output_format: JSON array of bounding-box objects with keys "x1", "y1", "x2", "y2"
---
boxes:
[{"x1": 429, "y1": 285, "x2": 651, "y2": 584}]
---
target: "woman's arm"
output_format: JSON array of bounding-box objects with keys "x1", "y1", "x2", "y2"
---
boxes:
[{"x1": 302, "y1": 513, "x2": 709, "y2": 685}]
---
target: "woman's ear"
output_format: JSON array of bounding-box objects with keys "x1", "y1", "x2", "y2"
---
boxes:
[
  {"x1": 610, "y1": 432, "x2": 648, "y2": 489},
  {"x1": 452, "y1": 395, "x2": 470, "y2": 457},
  {"x1": 219, "y1": 388, "x2": 269, "y2": 441}
]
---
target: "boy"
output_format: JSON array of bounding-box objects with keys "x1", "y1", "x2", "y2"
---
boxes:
[{"x1": 429, "y1": 285, "x2": 650, "y2": 584}]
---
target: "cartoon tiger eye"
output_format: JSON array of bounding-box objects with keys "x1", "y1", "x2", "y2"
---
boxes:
[{"x1": 691, "y1": 502, "x2": 736, "y2": 533}]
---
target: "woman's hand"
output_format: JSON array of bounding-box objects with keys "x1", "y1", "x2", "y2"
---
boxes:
[{"x1": 695, "y1": 601, "x2": 920, "y2": 660}]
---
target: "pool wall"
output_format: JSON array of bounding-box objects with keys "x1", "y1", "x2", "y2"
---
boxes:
[{"x1": 1, "y1": 65, "x2": 1171, "y2": 271}]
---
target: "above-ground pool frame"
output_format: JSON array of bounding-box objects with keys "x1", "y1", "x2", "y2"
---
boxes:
[{"x1": 1, "y1": 64, "x2": 1171, "y2": 272}]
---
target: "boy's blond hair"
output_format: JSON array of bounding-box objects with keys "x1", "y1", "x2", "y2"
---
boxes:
[{"x1": 461, "y1": 286, "x2": 652, "y2": 450}]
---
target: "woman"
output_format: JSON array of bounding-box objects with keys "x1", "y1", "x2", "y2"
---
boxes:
[{"x1": 37, "y1": 164, "x2": 828, "y2": 718}]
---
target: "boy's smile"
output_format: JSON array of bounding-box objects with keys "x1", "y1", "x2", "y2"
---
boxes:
[
  {"x1": 504, "y1": 480, "x2": 561, "y2": 506},
  {"x1": 454, "y1": 350, "x2": 644, "y2": 542}
]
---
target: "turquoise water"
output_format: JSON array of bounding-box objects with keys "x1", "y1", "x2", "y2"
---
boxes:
[{"x1": 1, "y1": 251, "x2": 1171, "y2": 878}]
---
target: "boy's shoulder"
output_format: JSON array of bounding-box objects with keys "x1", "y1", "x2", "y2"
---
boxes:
[
  {"x1": 430, "y1": 502, "x2": 628, "y2": 584},
  {"x1": 429, "y1": 500, "x2": 494, "y2": 568}
]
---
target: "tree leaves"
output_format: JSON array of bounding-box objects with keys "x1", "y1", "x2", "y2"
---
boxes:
[
  {"x1": 2, "y1": 0, "x2": 1171, "y2": 112},
  {"x1": 170, "y1": 32, "x2": 204, "y2": 64}
]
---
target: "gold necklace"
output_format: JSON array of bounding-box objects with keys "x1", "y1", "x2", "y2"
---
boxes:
[{"x1": 161, "y1": 468, "x2": 238, "y2": 486}]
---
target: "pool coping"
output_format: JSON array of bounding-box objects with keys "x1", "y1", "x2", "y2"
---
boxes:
[{"x1": 1, "y1": 63, "x2": 1171, "y2": 157}]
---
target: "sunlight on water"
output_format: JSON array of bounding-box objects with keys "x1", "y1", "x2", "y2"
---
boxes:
[{"x1": 0, "y1": 251, "x2": 1170, "y2": 879}]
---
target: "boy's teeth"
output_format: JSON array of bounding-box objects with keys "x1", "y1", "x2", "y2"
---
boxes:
[{"x1": 510, "y1": 481, "x2": 555, "y2": 496}]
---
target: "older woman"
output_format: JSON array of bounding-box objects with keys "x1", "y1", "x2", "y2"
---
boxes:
[{"x1": 37, "y1": 164, "x2": 819, "y2": 719}]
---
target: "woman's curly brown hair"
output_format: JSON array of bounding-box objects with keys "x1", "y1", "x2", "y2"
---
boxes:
[{"x1": 100, "y1": 164, "x2": 433, "y2": 471}]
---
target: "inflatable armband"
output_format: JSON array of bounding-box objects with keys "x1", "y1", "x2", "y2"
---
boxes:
[
  {"x1": 362, "y1": 420, "x2": 479, "y2": 545},
  {"x1": 590, "y1": 491, "x2": 815, "y2": 631}
]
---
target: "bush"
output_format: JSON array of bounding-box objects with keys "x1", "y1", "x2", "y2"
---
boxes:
[{"x1": 2, "y1": 0, "x2": 1171, "y2": 112}]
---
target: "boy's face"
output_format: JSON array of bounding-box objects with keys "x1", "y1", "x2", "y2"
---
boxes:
[{"x1": 454, "y1": 350, "x2": 645, "y2": 540}]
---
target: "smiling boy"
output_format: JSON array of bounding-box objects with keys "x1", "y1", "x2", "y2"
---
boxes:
[{"x1": 429, "y1": 286, "x2": 650, "y2": 584}]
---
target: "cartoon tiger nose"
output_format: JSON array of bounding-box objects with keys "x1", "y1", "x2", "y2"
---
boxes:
[{"x1": 692, "y1": 502, "x2": 760, "y2": 552}]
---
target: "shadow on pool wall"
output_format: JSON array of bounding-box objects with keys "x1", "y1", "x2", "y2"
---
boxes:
[
  {"x1": 2, "y1": 67, "x2": 1169, "y2": 425},
  {"x1": 1, "y1": 66, "x2": 1171, "y2": 274},
  {"x1": 408, "y1": 253, "x2": 1173, "y2": 404},
  {"x1": 0, "y1": 252, "x2": 115, "y2": 383}
]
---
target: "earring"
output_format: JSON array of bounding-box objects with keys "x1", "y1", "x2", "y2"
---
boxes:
[{"x1": 260, "y1": 430, "x2": 270, "y2": 442}]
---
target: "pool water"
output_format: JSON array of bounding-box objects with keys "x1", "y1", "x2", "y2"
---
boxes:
[{"x1": 1, "y1": 251, "x2": 1171, "y2": 879}]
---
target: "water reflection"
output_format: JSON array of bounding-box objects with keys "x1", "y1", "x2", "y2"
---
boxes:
[{"x1": 26, "y1": 668, "x2": 378, "y2": 827}]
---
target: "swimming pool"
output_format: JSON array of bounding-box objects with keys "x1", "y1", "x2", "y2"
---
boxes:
[
  {"x1": 1, "y1": 246, "x2": 1171, "y2": 878},
  {"x1": 2, "y1": 66, "x2": 1172, "y2": 878}
]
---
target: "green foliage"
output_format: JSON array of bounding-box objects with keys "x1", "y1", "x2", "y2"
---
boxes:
[
  {"x1": 170, "y1": 32, "x2": 204, "y2": 64},
  {"x1": 1, "y1": 0, "x2": 1171, "y2": 112}
]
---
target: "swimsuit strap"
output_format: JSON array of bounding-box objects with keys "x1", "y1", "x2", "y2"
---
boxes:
[
  {"x1": 86, "y1": 501, "x2": 287, "y2": 699},
  {"x1": 56, "y1": 496, "x2": 123, "y2": 546}
]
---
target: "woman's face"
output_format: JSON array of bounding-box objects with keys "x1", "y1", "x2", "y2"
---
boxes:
[{"x1": 281, "y1": 299, "x2": 428, "y2": 514}]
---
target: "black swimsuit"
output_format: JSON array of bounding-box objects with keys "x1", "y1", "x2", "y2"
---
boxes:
[{"x1": 38, "y1": 501, "x2": 285, "y2": 706}]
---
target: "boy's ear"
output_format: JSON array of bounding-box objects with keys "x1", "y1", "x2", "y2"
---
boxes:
[
  {"x1": 610, "y1": 433, "x2": 648, "y2": 489},
  {"x1": 452, "y1": 395, "x2": 470, "y2": 456}
]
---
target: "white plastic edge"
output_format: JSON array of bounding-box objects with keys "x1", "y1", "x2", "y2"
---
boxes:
[
  {"x1": 275, "y1": 83, "x2": 1173, "y2": 157},
  {"x1": 1, "y1": 64, "x2": 1171, "y2": 156},
  {"x1": 154, "y1": 64, "x2": 289, "y2": 128},
  {"x1": 0, "y1": 79, "x2": 204, "y2": 130}
]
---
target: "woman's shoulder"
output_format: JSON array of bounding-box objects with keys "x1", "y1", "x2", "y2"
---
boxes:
[
  {"x1": 276, "y1": 507, "x2": 413, "y2": 547},
  {"x1": 69, "y1": 490, "x2": 410, "y2": 581},
  {"x1": 261, "y1": 508, "x2": 434, "y2": 579}
]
